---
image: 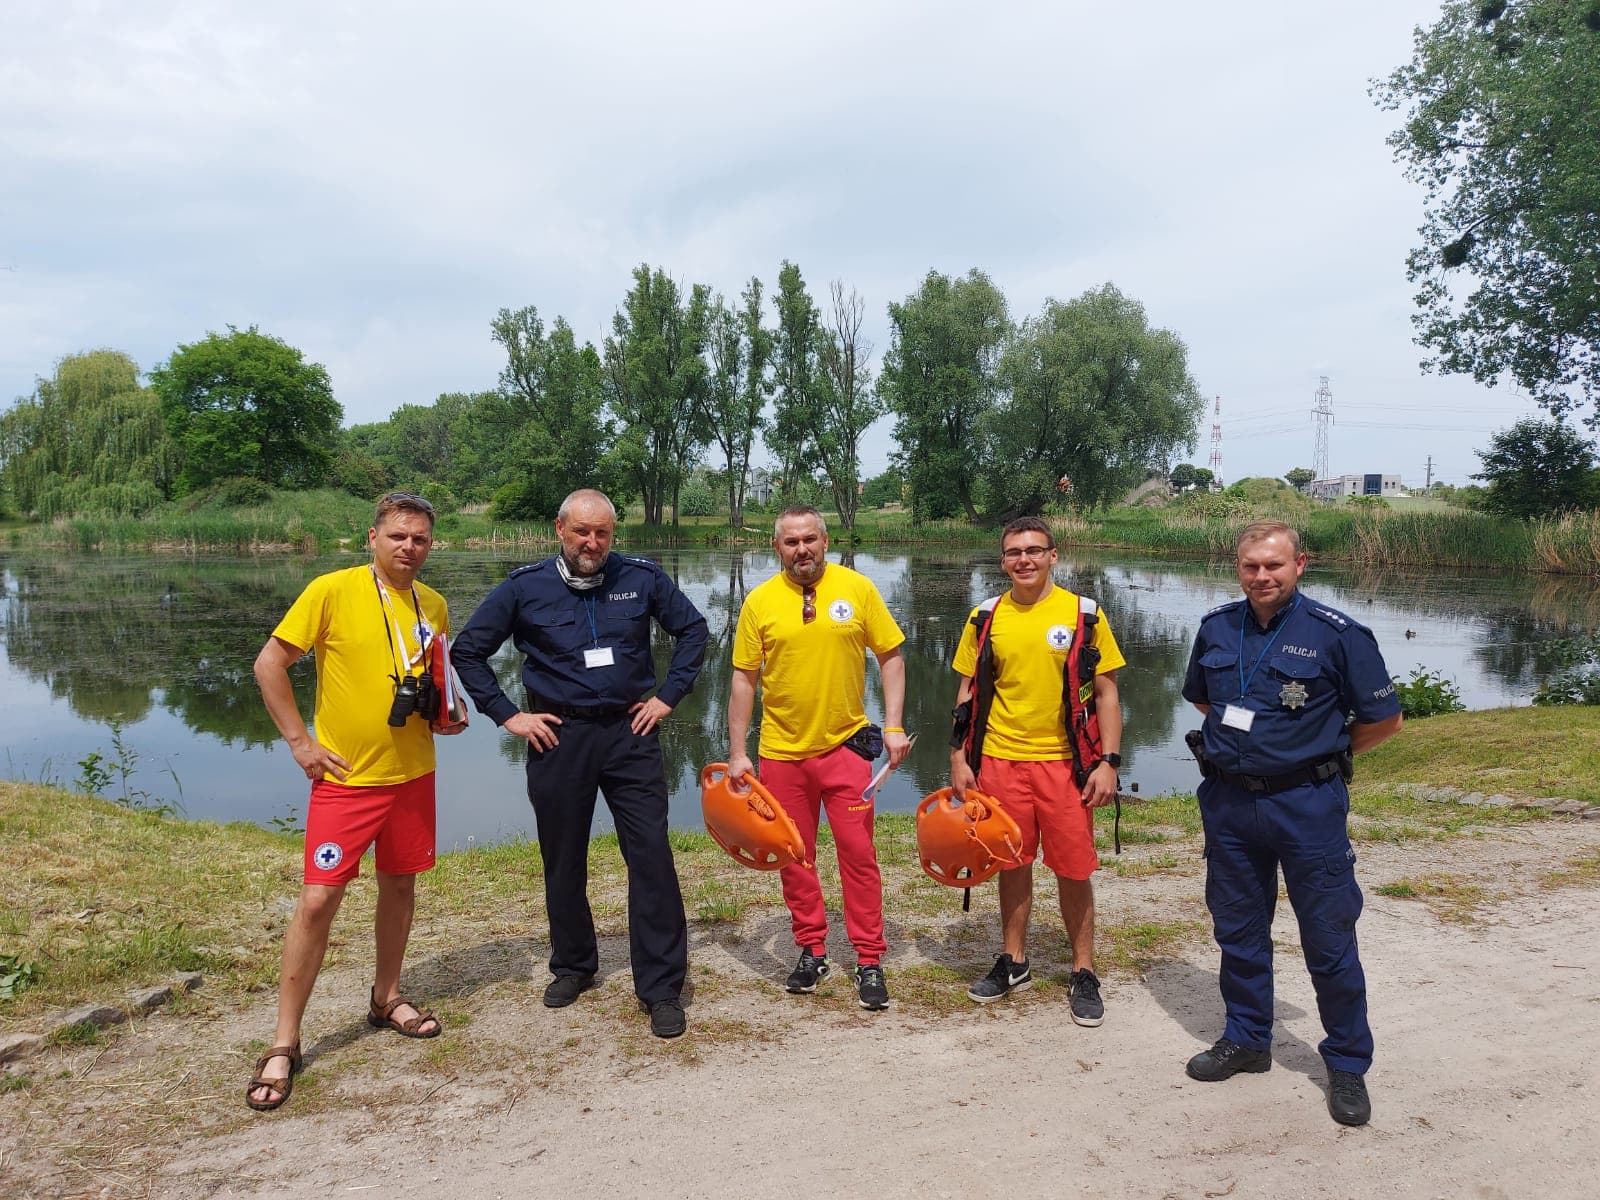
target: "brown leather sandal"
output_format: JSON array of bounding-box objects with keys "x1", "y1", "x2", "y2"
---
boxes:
[
  {"x1": 245, "y1": 1043, "x2": 302, "y2": 1112},
  {"x1": 367, "y1": 988, "x2": 442, "y2": 1038}
]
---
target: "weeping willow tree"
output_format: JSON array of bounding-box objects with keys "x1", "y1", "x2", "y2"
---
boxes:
[{"x1": 0, "y1": 350, "x2": 178, "y2": 518}]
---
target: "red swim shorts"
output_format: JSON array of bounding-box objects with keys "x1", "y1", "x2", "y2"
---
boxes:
[
  {"x1": 303, "y1": 771, "x2": 436, "y2": 885},
  {"x1": 977, "y1": 756, "x2": 1098, "y2": 880}
]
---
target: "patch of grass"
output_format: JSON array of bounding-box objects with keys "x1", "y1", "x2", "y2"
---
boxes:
[
  {"x1": 694, "y1": 897, "x2": 747, "y2": 924},
  {"x1": 1117, "y1": 792, "x2": 1204, "y2": 837},
  {"x1": 1110, "y1": 851, "x2": 1188, "y2": 878},
  {"x1": 0, "y1": 781, "x2": 297, "y2": 1023},
  {"x1": 1542, "y1": 849, "x2": 1600, "y2": 890},
  {"x1": 1096, "y1": 919, "x2": 1208, "y2": 976},
  {"x1": 1371, "y1": 873, "x2": 1489, "y2": 924},
  {"x1": 881, "y1": 962, "x2": 977, "y2": 1017},
  {"x1": 0, "y1": 1072, "x2": 32, "y2": 1094},
  {"x1": 1349, "y1": 788, "x2": 1541, "y2": 843},
  {"x1": 49, "y1": 1020, "x2": 101, "y2": 1046},
  {"x1": 1359, "y1": 708, "x2": 1600, "y2": 805}
]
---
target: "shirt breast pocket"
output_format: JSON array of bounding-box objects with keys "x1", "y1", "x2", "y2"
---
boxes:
[
  {"x1": 1198, "y1": 647, "x2": 1238, "y2": 699},
  {"x1": 1266, "y1": 654, "x2": 1325, "y2": 708},
  {"x1": 525, "y1": 604, "x2": 582, "y2": 654},
  {"x1": 601, "y1": 598, "x2": 649, "y2": 634}
]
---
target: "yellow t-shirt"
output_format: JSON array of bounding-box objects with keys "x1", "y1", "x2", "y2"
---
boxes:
[
  {"x1": 733, "y1": 564, "x2": 906, "y2": 760},
  {"x1": 272, "y1": 565, "x2": 449, "y2": 787},
  {"x1": 951, "y1": 585, "x2": 1126, "y2": 762}
]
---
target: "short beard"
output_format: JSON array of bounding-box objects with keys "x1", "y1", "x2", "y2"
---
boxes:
[{"x1": 785, "y1": 558, "x2": 824, "y2": 585}]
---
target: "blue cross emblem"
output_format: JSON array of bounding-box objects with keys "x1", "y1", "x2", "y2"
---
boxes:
[
  {"x1": 314, "y1": 842, "x2": 343, "y2": 869},
  {"x1": 830, "y1": 601, "x2": 851, "y2": 621},
  {"x1": 1047, "y1": 626, "x2": 1071, "y2": 650}
]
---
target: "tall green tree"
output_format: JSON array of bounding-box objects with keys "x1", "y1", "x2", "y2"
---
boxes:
[
  {"x1": 807, "y1": 281, "x2": 883, "y2": 532},
  {"x1": 1473, "y1": 416, "x2": 1597, "y2": 518},
  {"x1": 767, "y1": 260, "x2": 822, "y2": 505},
  {"x1": 1374, "y1": 1, "x2": 1600, "y2": 423},
  {"x1": 880, "y1": 269, "x2": 1010, "y2": 523},
  {"x1": 697, "y1": 278, "x2": 773, "y2": 529},
  {"x1": 149, "y1": 326, "x2": 342, "y2": 493},
  {"x1": 985, "y1": 284, "x2": 1204, "y2": 516},
  {"x1": 492, "y1": 306, "x2": 620, "y2": 516},
  {"x1": 604, "y1": 266, "x2": 711, "y2": 525},
  {"x1": 1284, "y1": 466, "x2": 1316, "y2": 491},
  {"x1": 0, "y1": 350, "x2": 177, "y2": 517}
]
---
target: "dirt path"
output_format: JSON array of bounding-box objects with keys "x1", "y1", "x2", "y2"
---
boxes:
[{"x1": 6, "y1": 819, "x2": 1598, "y2": 1199}]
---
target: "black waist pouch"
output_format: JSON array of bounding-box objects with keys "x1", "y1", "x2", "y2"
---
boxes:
[{"x1": 842, "y1": 723, "x2": 884, "y2": 761}]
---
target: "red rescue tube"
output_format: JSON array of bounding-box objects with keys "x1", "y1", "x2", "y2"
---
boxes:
[
  {"x1": 700, "y1": 763, "x2": 811, "y2": 871},
  {"x1": 915, "y1": 786, "x2": 1023, "y2": 888}
]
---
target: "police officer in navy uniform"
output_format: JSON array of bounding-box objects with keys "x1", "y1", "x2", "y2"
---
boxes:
[
  {"x1": 451, "y1": 489, "x2": 708, "y2": 1038},
  {"x1": 1181, "y1": 520, "x2": 1402, "y2": 1126}
]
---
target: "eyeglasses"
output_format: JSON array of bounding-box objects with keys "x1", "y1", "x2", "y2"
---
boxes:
[
  {"x1": 382, "y1": 491, "x2": 436, "y2": 514},
  {"x1": 802, "y1": 586, "x2": 816, "y2": 624},
  {"x1": 1001, "y1": 544, "x2": 1053, "y2": 562}
]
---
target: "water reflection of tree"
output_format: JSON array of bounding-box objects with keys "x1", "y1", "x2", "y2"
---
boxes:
[{"x1": 1, "y1": 555, "x2": 312, "y2": 739}]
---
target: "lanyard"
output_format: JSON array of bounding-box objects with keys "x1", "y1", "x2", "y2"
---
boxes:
[
  {"x1": 583, "y1": 593, "x2": 599, "y2": 648},
  {"x1": 1238, "y1": 595, "x2": 1300, "y2": 701},
  {"x1": 371, "y1": 568, "x2": 428, "y2": 680}
]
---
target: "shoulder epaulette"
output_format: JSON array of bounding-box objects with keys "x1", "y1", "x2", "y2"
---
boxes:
[
  {"x1": 1305, "y1": 602, "x2": 1352, "y2": 631},
  {"x1": 1201, "y1": 598, "x2": 1245, "y2": 621},
  {"x1": 508, "y1": 560, "x2": 553, "y2": 579},
  {"x1": 617, "y1": 553, "x2": 663, "y2": 572}
]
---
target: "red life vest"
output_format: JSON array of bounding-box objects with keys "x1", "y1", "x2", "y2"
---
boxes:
[{"x1": 958, "y1": 591, "x2": 1105, "y2": 788}]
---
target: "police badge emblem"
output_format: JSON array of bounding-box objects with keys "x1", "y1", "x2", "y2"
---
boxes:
[{"x1": 1279, "y1": 680, "x2": 1308, "y2": 710}]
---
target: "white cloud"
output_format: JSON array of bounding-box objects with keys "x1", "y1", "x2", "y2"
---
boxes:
[{"x1": 0, "y1": 0, "x2": 1539, "y2": 484}]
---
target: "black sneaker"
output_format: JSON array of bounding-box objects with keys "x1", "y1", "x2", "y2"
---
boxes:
[
  {"x1": 784, "y1": 949, "x2": 830, "y2": 994},
  {"x1": 1327, "y1": 1069, "x2": 1371, "y2": 1126},
  {"x1": 967, "y1": 954, "x2": 1034, "y2": 1004},
  {"x1": 855, "y1": 964, "x2": 889, "y2": 1011},
  {"x1": 543, "y1": 973, "x2": 596, "y2": 1008},
  {"x1": 1068, "y1": 968, "x2": 1104, "y2": 1027},
  {"x1": 1186, "y1": 1037, "x2": 1272, "y2": 1082},
  {"x1": 644, "y1": 998, "x2": 686, "y2": 1039}
]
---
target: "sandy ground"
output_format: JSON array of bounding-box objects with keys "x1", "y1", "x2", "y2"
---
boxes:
[{"x1": 5, "y1": 817, "x2": 1599, "y2": 1200}]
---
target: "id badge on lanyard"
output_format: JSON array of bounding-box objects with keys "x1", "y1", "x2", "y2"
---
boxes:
[{"x1": 1226, "y1": 597, "x2": 1300, "y2": 737}]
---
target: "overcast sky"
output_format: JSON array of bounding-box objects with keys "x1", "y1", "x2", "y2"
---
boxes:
[{"x1": 1, "y1": 0, "x2": 1543, "y2": 487}]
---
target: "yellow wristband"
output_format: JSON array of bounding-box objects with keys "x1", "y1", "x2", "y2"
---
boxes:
[{"x1": 884, "y1": 726, "x2": 906, "y2": 734}]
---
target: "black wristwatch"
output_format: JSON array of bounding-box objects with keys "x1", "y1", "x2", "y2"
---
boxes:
[{"x1": 1102, "y1": 752, "x2": 1122, "y2": 770}]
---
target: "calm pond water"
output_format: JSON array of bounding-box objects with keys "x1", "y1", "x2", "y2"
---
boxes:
[{"x1": 2, "y1": 547, "x2": 1593, "y2": 848}]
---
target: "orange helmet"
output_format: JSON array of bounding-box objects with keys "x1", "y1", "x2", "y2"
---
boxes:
[
  {"x1": 915, "y1": 787, "x2": 1023, "y2": 888},
  {"x1": 700, "y1": 764, "x2": 811, "y2": 871}
]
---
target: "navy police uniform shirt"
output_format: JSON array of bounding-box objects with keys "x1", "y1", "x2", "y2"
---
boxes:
[
  {"x1": 450, "y1": 553, "x2": 708, "y2": 726},
  {"x1": 1182, "y1": 592, "x2": 1399, "y2": 777}
]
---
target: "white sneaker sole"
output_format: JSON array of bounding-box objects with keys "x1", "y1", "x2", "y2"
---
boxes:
[
  {"x1": 967, "y1": 977, "x2": 1034, "y2": 1004},
  {"x1": 784, "y1": 967, "x2": 829, "y2": 995}
]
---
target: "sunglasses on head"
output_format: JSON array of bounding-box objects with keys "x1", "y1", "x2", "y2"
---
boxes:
[{"x1": 382, "y1": 491, "x2": 436, "y2": 514}]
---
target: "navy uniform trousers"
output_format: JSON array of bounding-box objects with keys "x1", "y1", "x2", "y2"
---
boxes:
[
  {"x1": 528, "y1": 713, "x2": 687, "y2": 1005},
  {"x1": 1199, "y1": 774, "x2": 1372, "y2": 1074}
]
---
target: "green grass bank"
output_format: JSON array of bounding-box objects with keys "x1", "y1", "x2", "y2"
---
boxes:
[
  {"x1": 4, "y1": 705, "x2": 1598, "y2": 1028},
  {"x1": 6, "y1": 489, "x2": 1600, "y2": 575}
]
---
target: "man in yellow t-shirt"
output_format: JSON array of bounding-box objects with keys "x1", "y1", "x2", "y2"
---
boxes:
[
  {"x1": 950, "y1": 516, "x2": 1125, "y2": 1025},
  {"x1": 245, "y1": 492, "x2": 464, "y2": 1112},
  {"x1": 727, "y1": 506, "x2": 910, "y2": 1010}
]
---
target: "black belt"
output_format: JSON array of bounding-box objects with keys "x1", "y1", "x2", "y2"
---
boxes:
[
  {"x1": 1212, "y1": 757, "x2": 1343, "y2": 794},
  {"x1": 535, "y1": 701, "x2": 633, "y2": 720}
]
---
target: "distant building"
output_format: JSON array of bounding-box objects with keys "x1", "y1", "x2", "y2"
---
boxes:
[
  {"x1": 747, "y1": 467, "x2": 776, "y2": 506},
  {"x1": 1308, "y1": 473, "x2": 1404, "y2": 500}
]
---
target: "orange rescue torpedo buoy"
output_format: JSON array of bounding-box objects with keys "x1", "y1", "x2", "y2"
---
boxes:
[
  {"x1": 700, "y1": 764, "x2": 811, "y2": 871},
  {"x1": 915, "y1": 786, "x2": 1023, "y2": 888}
]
